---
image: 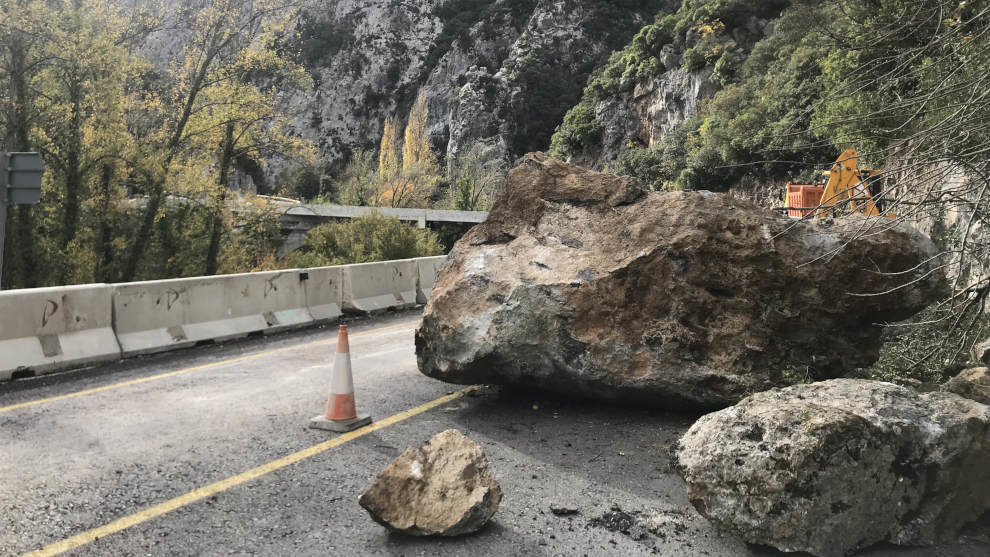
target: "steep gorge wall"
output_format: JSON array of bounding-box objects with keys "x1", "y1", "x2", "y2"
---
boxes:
[
  {"x1": 126, "y1": 0, "x2": 679, "y2": 189},
  {"x1": 282, "y1": 0, "x2": 676, "y2": 184},
  {"x1": 550, "y1": 1, "x2": 787, "y2": 175}
]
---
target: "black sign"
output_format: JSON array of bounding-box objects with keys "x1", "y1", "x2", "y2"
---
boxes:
[{"x1": 2, "y1": 152, "x2": 44, "y2": 205}]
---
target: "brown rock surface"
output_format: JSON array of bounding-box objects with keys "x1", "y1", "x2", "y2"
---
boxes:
[
  {"x1": 416, "y1": 153, "x2": 946, "y2": 407},
  {"x1": 972, "y1": 337, "x2": 990, "y2": 366},
  {"x1": 358, "y1": 429, "x2": 501, "y2": 536},
  {"x1": 946, "y1": 367, "x2": 990, "y2": 405}
]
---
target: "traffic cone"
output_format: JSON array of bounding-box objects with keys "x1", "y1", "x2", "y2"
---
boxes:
[{"x1": 309, "y1": 324, "x2": 372, "y2": 432}]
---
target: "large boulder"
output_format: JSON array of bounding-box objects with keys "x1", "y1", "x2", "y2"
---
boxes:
[
  {"x1": 675, "y1": 379, "x2": 990, "y2": 557},
  {"x1": 416, "y1": 153, "x2": 945, "y2": 407},
  {"x1": 358, "y1": 429, "x2": 502, "y2": 536}
]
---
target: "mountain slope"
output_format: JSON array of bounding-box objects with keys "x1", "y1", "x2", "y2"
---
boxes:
[{"x1": 281, "y1": 0, "x2": 675, "y2": 185}]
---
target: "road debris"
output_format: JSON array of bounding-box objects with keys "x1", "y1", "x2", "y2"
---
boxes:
[{"x1": 359, "y1": 429, "x2": 501, "y2": 536}]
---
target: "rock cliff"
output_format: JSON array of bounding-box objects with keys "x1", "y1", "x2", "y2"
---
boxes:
[{"x1": 284, "y1": 0, "x2": 674, "y2": 185}]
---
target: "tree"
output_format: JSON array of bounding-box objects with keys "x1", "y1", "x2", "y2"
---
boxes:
[
  {"x1": 378, "y1": 115, "x2": 400, "y2": 183},
  {"x1": 372, "y1": 90, "x2": 441, "y2": 208},
  {"x1": 402, "y1": 90, "x2": 435, "y2": 173},
  {"x1": 184, "y1": 14, "x2": 314, "y2": 276},
  {"x1": 337, "y1": 148, "x2": 379, "y2": 206},
  {"x1": 376, "y1": 163, "x2": 433, "y2": 208},
  {"x1": 1, "y1": 0, "x2": 154, "y2": 286},
  {"x1": 33, "y1": 0, "x2": 150, "y2": 283},
  {"x1": 447, "y1": 145, "x2": 498, "y2": 211},
  {"x1": 810, "y1": 0, "x2": 990, "y2": 374},
  {"x1": 121, "y1": 0, "x2": 311, "y2": 281},
  {"x1": 1, "y1": 0, "x2": 53, "y2": 287}
]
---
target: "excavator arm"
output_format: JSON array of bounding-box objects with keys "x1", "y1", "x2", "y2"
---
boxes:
[{"x1": 817, "y1": 148, "x2": 892, "y2": 218}]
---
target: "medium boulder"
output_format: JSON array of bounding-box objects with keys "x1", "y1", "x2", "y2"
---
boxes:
[
  {"x1": 416, "y1": 153, "x2": 945, "y2": 407},
  {"x1": 675, "y1": 379, "x2": 990, "y2": 557},
  {"x1": 358, "y1": 429, "x2": 501, "y2": 536},
  {"x1": 946, "y1": 367, "x2": 990, "y2": 405}
]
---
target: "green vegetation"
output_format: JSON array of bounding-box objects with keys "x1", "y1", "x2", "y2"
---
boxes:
[
  {"x1": 868, "y1": 306, "x2": 990, "y2": 386},
  {"x1": 555, "y1": 0, "x2": 990, "y2": 199},
  {"x1": 509, "y1": 0, "x2": 670, "y2": 156},
  {"x1": 508, "y1": 51, "x2": 589, "y2": 155},
  {"x1": 551, "y1": 0, "x2": 830, "y2": 189},
  {"x1": 1, "y1": 0, "x2": 467, "y2": 289},
  {"x1": 447, "y1": 145, "x2": 499, "y2": 211},
  {"x1": 1, "y1": 0, "x2": 313, "y2": 287},
  {"x1": 280, "y1": 212, "x2": 444, "y2": 268}
]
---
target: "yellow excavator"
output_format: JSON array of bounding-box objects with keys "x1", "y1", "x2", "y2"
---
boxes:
[{"x1": 783, "y1": 149, "x2": 894, "y2": 218}]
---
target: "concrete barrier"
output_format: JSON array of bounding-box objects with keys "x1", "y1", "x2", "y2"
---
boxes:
[
  {"x1": 416, "y1": 256, "x2": 447, "y2": 304},
  {"x1": 303, "y1": 266, "x2": 343, "y2": 321},
  {"x1": 112, "y1": 270, "x2": 313, "y2": 356},
  {"x1": 341, "y1": 259, "x2": 418, "y2": 313},
  {"x1": 0, "y1": 284, "x2": 121, "y2": 379},
  {"x1": 1, "y1": 256, "x2": 444, "y2": 378}
]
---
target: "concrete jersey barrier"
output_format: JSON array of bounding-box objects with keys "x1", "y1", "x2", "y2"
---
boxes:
[
  {"x1": 1, "y1": 256, "x2": 445, "y2": 379},
  {"x1": 112, "y1": 270, "x2": 313, "y2": 357},
  {"x1": 415, "y1": 256, "x2": 447, "y2": 304},
  {"x1": 302, "y1": 266, "x2": 343, "y2": 321},
  {"x1": 0, "y1": 284, "x2": 120, "y2": 380},
  {"x1": 341, "y1": 259, "x2": 418, "y2": 313}
]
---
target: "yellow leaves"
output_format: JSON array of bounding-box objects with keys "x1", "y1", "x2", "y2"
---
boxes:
[
  {"x1": 696, "y1": 19, "x2": 725, "y2": 38},
  {"x1": 379, "y1": 116, "x2": 400, "y2": 183},
  {"x1": 402, "y1": 91, "x2": 436, "y2": 175},
  {"x1": 371, "y1": 89, "x2": 441, "y2": 209}
]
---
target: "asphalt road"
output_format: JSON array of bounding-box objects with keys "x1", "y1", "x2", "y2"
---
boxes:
[{"x1": 1, "y1": 309, "x2": 988, "y2": 557}]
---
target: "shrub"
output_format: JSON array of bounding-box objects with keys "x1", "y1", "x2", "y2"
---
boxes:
[
  {"x1": 280, "y1": 212, "x2": 444, "y2": 267},
  {"x1": 681, "y1": 47, "x2": 707, "y2": 72},
  {"x1": 548, "y1": 97, "x2": 601, "y2": 158},
  {"x1": 868, "y1": 306, "x2": 990, "y2": 386}
]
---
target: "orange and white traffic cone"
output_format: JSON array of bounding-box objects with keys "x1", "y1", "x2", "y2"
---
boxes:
[{"x1": 309, "y1": 324, "x2": 372, "y2": 432}]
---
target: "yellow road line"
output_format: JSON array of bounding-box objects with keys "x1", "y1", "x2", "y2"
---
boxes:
[
  {"x1": 22, "y1": 385, "x2": 480, "y2": 557},
  {"x1": 0, "y1": 320, "x2": 419, "y2": 414}
]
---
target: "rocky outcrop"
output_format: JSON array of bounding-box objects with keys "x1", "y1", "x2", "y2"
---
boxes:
[
  {"x1": 550, "y1": 5, "x2": 779, "y2": 171},
  {"x1": 445, "y1": 1, "x2": 672, "y2": 175},
  {"x1": 675, "y1": 379, "x2": 990, "y2": 557},
  {"x1": 134, "y1": 1, "x2": 674, "y2": 187},
  {"x1": 358, "y1": 429, "x2": 502, "y2": 536},
  {"x1": 416, "y1": 153, "x2": 945, "y2": 407},
  {"x1": 286, "y1": 0, "x2": 670, "y2": 183},
  {"x1": 592, "y1": 67, "x2": 718, "y2": 166},
  {"x1": 946, "y1": 367, "x2": 990, "y2": 405}
]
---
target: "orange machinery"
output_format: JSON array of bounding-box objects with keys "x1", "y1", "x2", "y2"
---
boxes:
[{"x1": 783, "y1": 149, "x2": 893, "y2": 218}]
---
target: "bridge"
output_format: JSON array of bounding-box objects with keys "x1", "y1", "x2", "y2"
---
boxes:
[
  {"x1": 275, "y1": 203, "x2": 488, "y2": 256},
  {"x1": 1, "y1": 260, "x2": 988, "y2": 556}
]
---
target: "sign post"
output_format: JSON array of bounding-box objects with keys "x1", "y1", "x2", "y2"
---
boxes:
[{"x1": 0, "y1": 152, "x2": 44, "y2": 289}]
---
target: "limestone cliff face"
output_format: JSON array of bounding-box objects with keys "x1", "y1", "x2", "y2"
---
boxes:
[
  {"x1": 550, "y1": 7, "x2": 780, "y2": 173},
  {"x1": 128, "y1": 1, "x2": 678, "y2": 187},
  {"x1": 288, "y1": 0, "x2": 445, "y2": 168},
  {"x1": 443, "y1": 1, "x2": 670, "y2": 176},
  {"x1": 591, "y1": 66, "x2": 717, "y2": 166},
  {"x1": 287, "y1": 0, "x2": 673, "y2": 181}
]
